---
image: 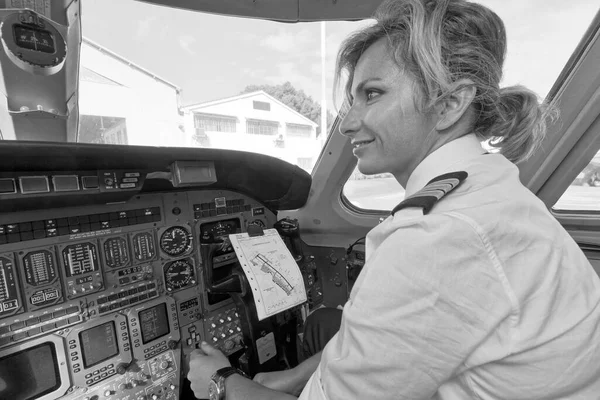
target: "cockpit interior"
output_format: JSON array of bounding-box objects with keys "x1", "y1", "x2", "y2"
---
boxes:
[{"x1": 0, "y1": 1, "x2": 599, "y2": 399}]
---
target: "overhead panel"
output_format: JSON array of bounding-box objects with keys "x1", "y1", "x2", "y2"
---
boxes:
[
  {"x1": 135, "y1": 0, "x2": 298, "y2": 22},
  {"x1": 298, "y1": 0, "x2": 381, "y2": 21},
  {"x1": 135, "y1": 0, "x2": 382, "y2": 22}
]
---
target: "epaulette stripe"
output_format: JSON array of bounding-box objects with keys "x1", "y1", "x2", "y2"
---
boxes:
[
  {"x1": 415, "y1": 179, "x2": 459, "y2": 194},
  {"x1": 391, "y1": 171, "x2": 468, "y2": 216},
  {"x1": 402, "y1": 178, "x2": 461, "y2": 201}
]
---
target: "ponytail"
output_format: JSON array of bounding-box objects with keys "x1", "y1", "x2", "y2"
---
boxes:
[{"x1": 477, "y1": 86, "x2": 558, "y2": 164}]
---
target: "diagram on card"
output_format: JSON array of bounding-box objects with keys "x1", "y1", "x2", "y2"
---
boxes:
[{"x1": 229, "y1": 229, "x2": 307, "y2": 320}]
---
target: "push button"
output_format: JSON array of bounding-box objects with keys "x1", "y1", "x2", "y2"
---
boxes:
[
  {"x1": 0, "y1": 179, "x2": 15, "y2": 193},
  {"x1": 82, "y1": 176, "x2": 99, "y2": 189}
]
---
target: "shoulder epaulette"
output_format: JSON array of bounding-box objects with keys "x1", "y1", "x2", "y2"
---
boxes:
[{"x1": 391, "y1": 171, "x2": 468, "y2": 216}]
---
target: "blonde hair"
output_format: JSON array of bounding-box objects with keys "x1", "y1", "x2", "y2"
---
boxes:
[{"x1": 335, "y1": 0, "x2": 557, "y2": 164}]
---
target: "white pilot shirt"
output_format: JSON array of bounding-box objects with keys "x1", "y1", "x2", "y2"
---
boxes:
[{"x1": 298, "y1": 134, "x2": 600, "y2": 400}]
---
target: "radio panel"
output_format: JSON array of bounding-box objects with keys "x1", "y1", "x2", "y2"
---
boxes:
[
  {"x1": 105, "y1": 263, "x2": 154, "y2": 288},
  {"x1": 95, "y1": 281, "x2": 159, "y2": 316}
]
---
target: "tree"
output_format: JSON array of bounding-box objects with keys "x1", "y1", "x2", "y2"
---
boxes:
[{"x1": 240, "y1": 82, "x2": 335, "y2": 136}]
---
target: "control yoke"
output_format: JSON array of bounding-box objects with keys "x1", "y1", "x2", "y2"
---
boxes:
[{"x1": 200, "y1": 236, "x2": 244, "y2": 295}]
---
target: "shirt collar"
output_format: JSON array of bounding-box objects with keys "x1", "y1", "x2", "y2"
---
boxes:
[{"x1": 405, "y1": 134, "x2": 486, "y2": 197}]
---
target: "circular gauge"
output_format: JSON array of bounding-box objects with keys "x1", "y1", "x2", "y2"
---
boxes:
[
  {"x1": 160, "y1": 226, "x2": 192, "y2": 257},
  {"x1": 1, "y1": 11, "x2": 67, "y2": 75},
  {"x1": 249, "y1": 219, "x2": 266, "y2": 228},
  {"x1": 164, "y1": 259, "x2": 195, "y2": 291}
]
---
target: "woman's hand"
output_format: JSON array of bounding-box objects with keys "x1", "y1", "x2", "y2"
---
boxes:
[
  {"x1": 187, "y1": 342, "x2": 231, "y2": 399},
  {"x1": 253, "y1": 368, "x2": 305, "y2": 396}
]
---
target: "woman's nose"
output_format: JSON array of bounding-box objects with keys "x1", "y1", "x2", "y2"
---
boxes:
[{"x1": 339, "y1": 104, "x2": 361, "y2": 137}]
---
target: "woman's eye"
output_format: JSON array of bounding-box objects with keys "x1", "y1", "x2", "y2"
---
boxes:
[{"x1": 366, "y1": 91, "x2": 380, "y2": 101}]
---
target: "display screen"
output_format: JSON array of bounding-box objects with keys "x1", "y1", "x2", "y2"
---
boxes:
[
  {"x1": 0, "y1": 343, "x2": 61, "y2": 400},
  {"x1": 139, "y1": 303, "x2": 170, "y2": 344},
  {"x1": 13, "y1": 25, "x2": 55, "y2": 54},
  {"x1": 79, "y1": 321, "x2": 119, "y2": 368}
]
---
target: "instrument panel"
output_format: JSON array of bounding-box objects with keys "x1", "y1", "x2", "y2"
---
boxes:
[{"x1": 0, "y1": 189, "x2": 299, "y2": 400}]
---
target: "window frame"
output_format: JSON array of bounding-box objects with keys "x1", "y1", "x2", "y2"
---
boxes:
[
  {"x1": 194, "y1": 112, "x2": 237, "y2": 133},
  {"x1": 286, "y1": 123, "x2": 312, "y2": 138},
  {"x1": 246, "y1": 119, "x2": 279, "y2": 135}
]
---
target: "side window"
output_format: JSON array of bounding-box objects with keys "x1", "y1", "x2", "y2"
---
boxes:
[
  {"x1": 342, "y1": 167, "x2": 405, "y2": 211},
  {"x1": 554, "y1": 150, "x2": 600, "y2": 211}
]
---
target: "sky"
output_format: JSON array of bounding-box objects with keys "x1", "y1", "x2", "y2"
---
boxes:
[{"x1": 80, "y1": 0, "x2": 599, "y2": 111}]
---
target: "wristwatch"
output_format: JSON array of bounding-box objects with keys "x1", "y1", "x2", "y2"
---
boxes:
[{"x1": 208, "y1": 367, "x2": 244, "y2": 400}]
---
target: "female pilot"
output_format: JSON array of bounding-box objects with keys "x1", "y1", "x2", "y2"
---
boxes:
[{"x1": 187, "y1": 0, "x2": 600, "y2": 398}]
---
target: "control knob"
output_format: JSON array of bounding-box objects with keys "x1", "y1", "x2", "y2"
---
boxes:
[
  {"x1": 118, "y1": 382, "x2": 132, "y2": 391},
  {"x1": 104, "y1": 389, "x2": 115, "y2": 397},
  {"x1": 160, "y1": 360, "x2": 171, "y2": 370},
  {"x1": 138, "y1": 372, "x2": 151, "y2": 380},
  {"x1": 116, "y1": 363, "x2": 129, "y2": 375},
  {"x1": 152, "y1": 394, "x2": 159, "y2": 400},
  {"x1": 169, "y1": 383, "x2": 176, "y2": 390}
]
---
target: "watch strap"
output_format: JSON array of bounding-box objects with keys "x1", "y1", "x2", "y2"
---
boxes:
[
  {"x1": 215, "y1": 367, "x2": 239, "y2": 381},
  {"x1": 211, "y1": 367, "x2": 243, "y2": 400}
]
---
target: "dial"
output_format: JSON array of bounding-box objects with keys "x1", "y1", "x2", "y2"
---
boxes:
[
  {"x1": 160, "y1": 226, "x2": 192, "y2": 256},
  {"x1": 200, "y1": 219, "x2": 241, "y2": 256},
  {"x1": 249, "y1": 219, "x2": 266, "y2": 228},
  {"x1": 164, "y1": 259, "x2": 195, "y2": 291}
]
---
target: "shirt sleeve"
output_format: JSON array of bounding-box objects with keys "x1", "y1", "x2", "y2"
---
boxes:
[{"x1": 302, "y1": 212, "x2": 516, "y2": 400}]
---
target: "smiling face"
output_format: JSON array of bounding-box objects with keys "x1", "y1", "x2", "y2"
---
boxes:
[{"x1": 339, "y1": 38, "x2": 439, "y2": 187}]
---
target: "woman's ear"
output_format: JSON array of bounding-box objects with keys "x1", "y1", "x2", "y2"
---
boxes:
[{"x1": 434, "y1": 79, "x2": 476, "y2": 131}]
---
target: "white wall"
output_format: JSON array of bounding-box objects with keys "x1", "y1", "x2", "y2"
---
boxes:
[
  {"x1": 79, "y1": 42, "x2": 184, "y2": 147},
  {"x1": 184, "y1": 92, "x2": 321, "y2": 170}
]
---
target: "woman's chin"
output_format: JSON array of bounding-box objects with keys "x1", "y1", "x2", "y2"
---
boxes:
[{"x1": 356, "y1": 160, "x2": 384, "y2": 176}]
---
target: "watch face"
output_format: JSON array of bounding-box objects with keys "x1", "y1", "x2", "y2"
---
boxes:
[{"x1": 208, "y1": 380, "x2": 219, "y2": 400}]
